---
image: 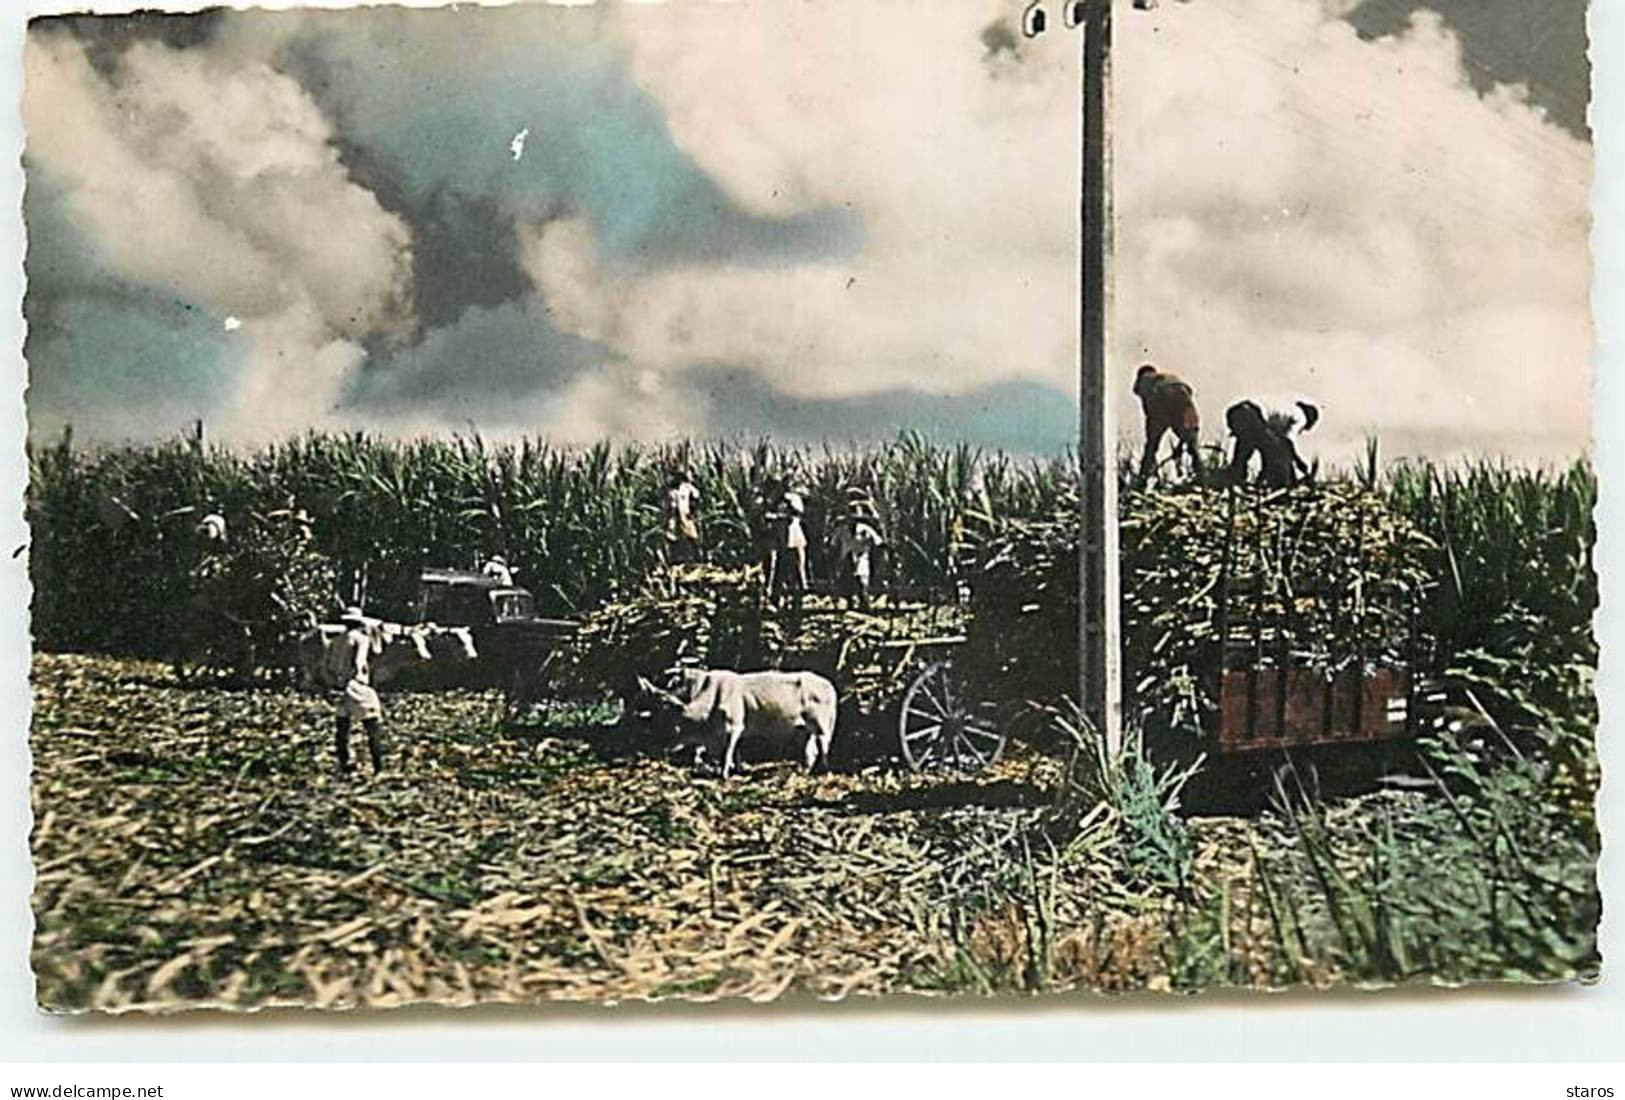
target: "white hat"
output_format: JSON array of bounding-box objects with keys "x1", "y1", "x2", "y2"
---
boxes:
[{"x1": 341, "y1": 605, "x2": 367, "y2": 625}]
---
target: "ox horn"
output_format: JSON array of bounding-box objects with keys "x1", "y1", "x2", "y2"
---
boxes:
[{"x1": 636, "y1": 675, "x2": 683, "y2": 709}]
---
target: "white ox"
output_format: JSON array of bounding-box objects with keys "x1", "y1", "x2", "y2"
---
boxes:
[
  {"x1": 419, "y1": 624, "x2": 479, "y2": 669},
  {"x1": 639, "y1": 668, "x2": 838, "y2": 779},
  {"x1": 298, "y1": 620, "x2": 476, "y2": 689}
]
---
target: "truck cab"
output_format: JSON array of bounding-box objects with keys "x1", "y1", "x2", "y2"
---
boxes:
[
  {"x1": 412, "y1": 569, "x2": 576, "y2": 694},
  {"x1": 415, "y1": 569, "x2": 539, "y2": 628}
]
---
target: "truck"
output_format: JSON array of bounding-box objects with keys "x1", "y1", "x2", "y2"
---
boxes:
[{"x1": 409, "y1": 568, "x2": 577, "y2": 707}]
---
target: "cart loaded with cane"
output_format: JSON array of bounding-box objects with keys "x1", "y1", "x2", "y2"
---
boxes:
[
  {"x1": 555, "y1": 529, "x2": 1078, "y2": 771},
  {"x1": 1120, "y1": 481, "x2": 1438, "y2": 770}
]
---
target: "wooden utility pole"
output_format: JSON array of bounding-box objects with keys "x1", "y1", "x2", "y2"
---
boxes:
[{"x1": 1077, "y1": 0, "x2": 1122, "y2": 757}]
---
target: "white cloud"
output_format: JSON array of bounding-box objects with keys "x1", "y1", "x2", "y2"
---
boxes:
[
  {"x1": 524, "y1": 0, "x2": 1590, "y2": 461},
  {"x1": 517, "y1": 0, "x2": 1080, "y2": 433},
  {"x1": 543, "y1": 365, "x2": 704, "y2": 445},
  {"x1": 22, "y1": 1, "x2": 1590, "y2": 460},
  {"x1": 23, "y1": 30, "x2": 414, "y2": 439},
  {"x1": 1115, "y1": 0, "x2": 1593, "y2": 462}
]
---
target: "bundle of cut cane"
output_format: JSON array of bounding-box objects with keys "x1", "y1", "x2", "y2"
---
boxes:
[
  {"x1": 1119, "y1": 481, "x2": 1434, "y2": 739},
  {"x1": 556, "y1": 564, "x2": 969, "y2": 714},
  {"x1": 781, "y1": 598, "x2": 969, "y2": 715},
  {"x1": 554, "y1": 565, "x2": 773, "y2": 697},
  {"x1": 967, "y1": 487, "x2": 1080, "y2": 710}
]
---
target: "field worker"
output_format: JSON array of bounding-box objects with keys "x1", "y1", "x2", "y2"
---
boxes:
[
  {"x1": 832, "y1": 498, "x2": 885, "y2": 609},
  {"x1": 767, "y1": 479, "x2": 809, "y2": 602},
  {"x1": 266, "y1": 494, "x2": 316, "y2": 543},
  {"x1": 1249, "y1": 393, "x2": 1321, "y2": 482},
  {"x1": 662, "y1": 468, "x2": 702, "y2": 566},
  {"x1": 1133, "y1": 364, "x2": 1201, "y2": 485},
  {"x1": 481, "y1": 554, "x2": 515, "y2": 586},
  {"x1": 327, "y1": 605, "x2": 386, "y2": 775},
  {"x1": 189, "y1": 508, "x2": 232, "y2": 589},
  {"x1": 753, "y1": 474, "x2": 783, "y2": 586},
  {"x1": 1224, "y1": 400, "x2": 1302, "y2": 488}
]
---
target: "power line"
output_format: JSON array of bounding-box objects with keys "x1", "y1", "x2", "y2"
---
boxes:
[
  {"x1": 1123, "y1": 0, "x2": 1585, "y2": 252},
  {"x1": 1197, "y1": 0, "x2": 1587, "y2": 178}
]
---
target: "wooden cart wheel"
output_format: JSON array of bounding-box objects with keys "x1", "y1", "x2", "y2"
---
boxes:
[{"x1": 898, "y1": 659, "x2": 1005, "y2": 771}]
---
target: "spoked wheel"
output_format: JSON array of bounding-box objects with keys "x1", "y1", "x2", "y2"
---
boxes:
[{"x1": 898, "y1": 659, "x2": 1006, "y2": 771}]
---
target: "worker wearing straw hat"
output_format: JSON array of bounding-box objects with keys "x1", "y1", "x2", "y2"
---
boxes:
[
  {"x1": 832, "y1": 492, "x2": 885, "y2": 609},
  {"x1": 661, "y1": 466, "x2": 702, "y2": 567},
  {"x1": 481, "y1": 553, "x2": 515, "y2": 586},
  {"x1": 326, "y1": 605, "x2": 386, "y2": 775},
  {"x1": 769, "y1": 477, "x2": 808, "y2": 605}
]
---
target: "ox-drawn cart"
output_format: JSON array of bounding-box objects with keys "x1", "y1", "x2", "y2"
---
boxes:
[{"x1": 557, "y1": 563, "x2": 1067, "y2": 773}]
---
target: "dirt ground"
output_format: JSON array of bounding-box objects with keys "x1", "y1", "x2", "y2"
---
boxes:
[{"x1": 29, "y1": 653, "x2": 1403, "y2": 1012}]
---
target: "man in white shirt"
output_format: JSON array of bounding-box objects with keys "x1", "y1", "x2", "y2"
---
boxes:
[
  {"x1": 662, "y1": 469, "x2": 702, "y2": 566},
  {"x1": 481, "y1": 555, "x2": 515, "y2": 586},
  {"x1": 777, "y1": 484, "x2": 808, "y2": 598},
  {"x1": 326, "y1": 605, "x2": 385, "y2": 775},
  {"x1": 757, "y1": 476, "x2": 807, "y2": 602}
]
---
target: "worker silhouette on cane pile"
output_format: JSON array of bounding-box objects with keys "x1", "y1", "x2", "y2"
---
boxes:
[{"x1": 1133, "y1": 364, "x2": 1201, "y2": 486}]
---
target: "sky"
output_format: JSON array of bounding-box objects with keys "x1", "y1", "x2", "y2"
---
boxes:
[
  {"x1": 20, "y1": 0, "x2": 1593, "y2": 461},
  {"x1": 1116, "y1": 0, "x2": 1593, "y2": 463}
]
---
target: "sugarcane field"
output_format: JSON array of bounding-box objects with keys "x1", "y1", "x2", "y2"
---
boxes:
[
  {"x1": 14, "y1": 0, "x2": 1607, "y2": 1043},
  {"x1": 25, "y1": 429, "x2": 1601, "y2": 1010}
]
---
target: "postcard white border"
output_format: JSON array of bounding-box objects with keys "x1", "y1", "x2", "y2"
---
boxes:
[{"x1": 0, "y1": 0, "x2": 1618, "y2": 1062}]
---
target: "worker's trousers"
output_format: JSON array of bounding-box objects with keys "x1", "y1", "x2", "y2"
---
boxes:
[{"x1": 335, "y1": 716, "x2": 385, "y2": 774}]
